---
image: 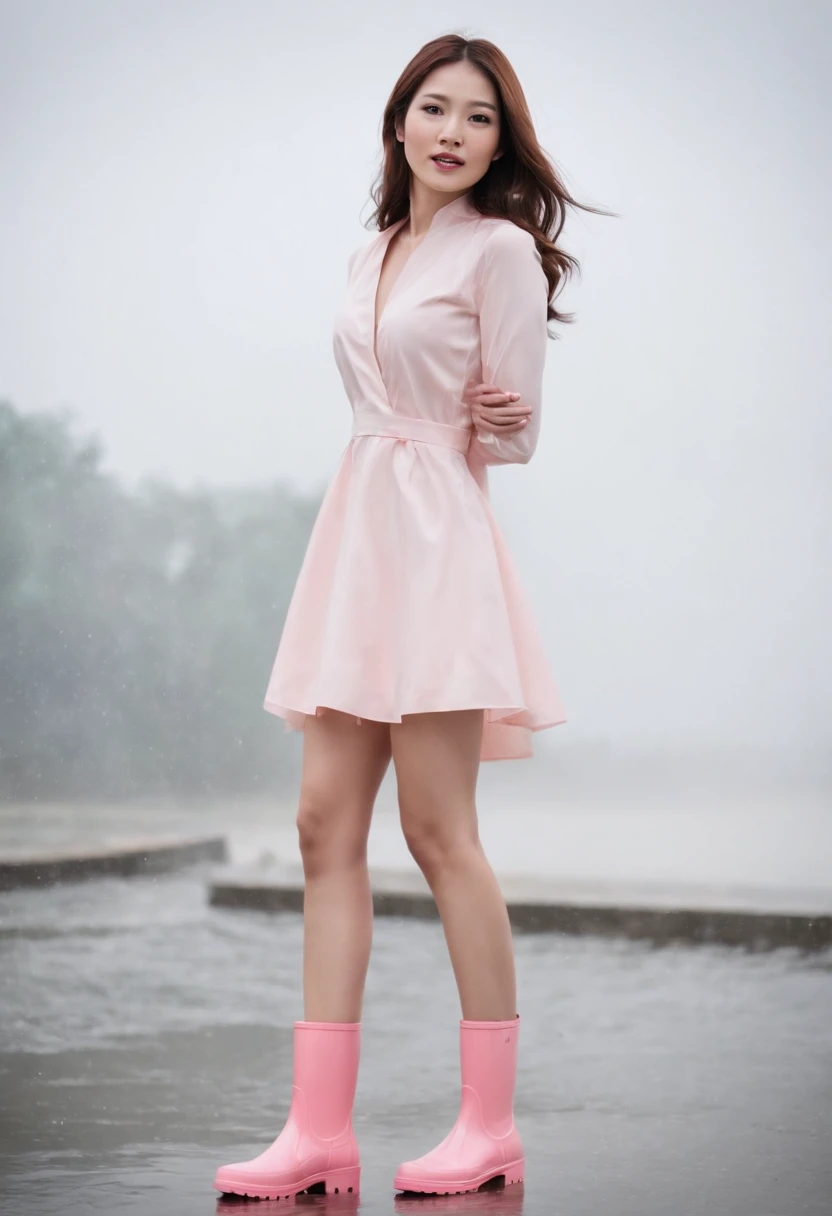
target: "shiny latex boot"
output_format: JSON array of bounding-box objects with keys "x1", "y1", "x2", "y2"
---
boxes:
[
  {"x1": 394, "y1": 1016, "x2": 524, "y2": 1195},
  {"x1": 214, "y1": 1021, "x2": 361, "y2": 1200}
]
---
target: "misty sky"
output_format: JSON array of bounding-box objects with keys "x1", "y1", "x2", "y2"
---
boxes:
[{"x1": 1, "y1": 0, "x2": 830, "y2": 757}]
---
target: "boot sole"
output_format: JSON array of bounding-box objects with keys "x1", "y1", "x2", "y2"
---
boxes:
[
  {"x1": 214, "y1": 1164, "x2": 360, "y2": 1199},
  {"x1": 394, "y1": 1158, "x2": 524, "y2": 1195}
]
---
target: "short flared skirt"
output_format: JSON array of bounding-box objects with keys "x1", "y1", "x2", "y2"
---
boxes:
[{"x1": 263, "y1": 434, "x2": 567, "y2": 761}]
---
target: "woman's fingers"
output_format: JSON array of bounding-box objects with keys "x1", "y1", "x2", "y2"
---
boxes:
[
  {"x1": 478, "y1": 393, "x2": 523, "y2": 408},
  {"x1": 468, "y1": 392, "x2": 530, "y2": 414},
  {"x1": 476, "y1": 418, "x2": 528, "y2": 435},
  {"x1": 466, "y1": 392, "x2": 531, "y2": 415},
  {"x1": 464, "y1": 381, "x2": 521, "y2": 406},
  {"x1": 472, "y1": 406, "x2": 530, "y2": 434},
  {"x1": 472, "y1": 402, "x2": 531, "y2": 423},
  {"x1": 466, "y1": 381, "x2": 531, "y2": 434},
  {"x1": 477, "y1": 403, "x2": 531, "y2": 419}
]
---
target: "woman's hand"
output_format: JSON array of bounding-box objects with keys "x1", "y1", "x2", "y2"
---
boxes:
[{"x1": 463, "y1": 379, "x2": 532, "y2": 436}]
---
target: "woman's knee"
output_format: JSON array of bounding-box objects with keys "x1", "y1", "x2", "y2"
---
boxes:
[
  {"x1": 400, "y1": 803, "x2": 479, "y2": 882},
  {"x1": 296, "y1": 787, "x2": 369, "y2": 875}
]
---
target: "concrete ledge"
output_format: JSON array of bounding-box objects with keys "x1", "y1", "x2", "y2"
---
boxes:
[
  {"x1": 208, "y1": 865, "x2": 832, "y2": 952},
  {"x1": 0, "y1": 835, "x2": 228, "y2": 890}
]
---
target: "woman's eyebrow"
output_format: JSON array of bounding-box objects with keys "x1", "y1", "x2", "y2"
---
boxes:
[{"x1": 420, "y1": 92, "x2": 498, "y2": 114}]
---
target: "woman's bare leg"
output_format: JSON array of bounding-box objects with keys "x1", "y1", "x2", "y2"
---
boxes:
[
  {"x1": 390, "y1": 710, "x2": 516, "y2": 1022},
  {"x1": 298, "y1": 709, "x2": 391, "y2": 1023}
]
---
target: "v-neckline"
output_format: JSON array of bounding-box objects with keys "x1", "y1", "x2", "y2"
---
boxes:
[
  {"x1": 372, "y1": 218, "x2": 411, "y2": 370},
  {"x1": 369, "y1": 193, "x2": 476, "y2": 380}
]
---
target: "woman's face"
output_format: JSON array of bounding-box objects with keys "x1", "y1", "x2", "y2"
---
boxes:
[{"x1": 396, "y1": 60, "x2": 503, "y2": 198}]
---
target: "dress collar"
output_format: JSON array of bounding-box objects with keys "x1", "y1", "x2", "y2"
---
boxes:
[
  {"x1": 382, "y1": 192, "x2": 479, "y2": 240},
  {"x1": 427, "y1": 192, "x2": 479, "y2": 228}
]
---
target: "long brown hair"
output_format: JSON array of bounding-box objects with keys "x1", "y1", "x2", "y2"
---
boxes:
[{"x1": 368, "y1": 34, "x2": 614, "y2": 332}]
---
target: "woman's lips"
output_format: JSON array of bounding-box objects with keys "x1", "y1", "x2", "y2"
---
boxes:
[{"x1": 431, "y1": 155, "x2": 464, "y2": 171}]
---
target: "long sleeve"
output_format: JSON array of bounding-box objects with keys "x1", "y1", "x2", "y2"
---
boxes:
[{"x1": 467, "y1": 223, "x2": 549, "y2": 467}]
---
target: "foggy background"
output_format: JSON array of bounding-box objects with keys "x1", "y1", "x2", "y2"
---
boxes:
[{"x1": 1, "y1": 0, "x2": 830, "y2": 800}]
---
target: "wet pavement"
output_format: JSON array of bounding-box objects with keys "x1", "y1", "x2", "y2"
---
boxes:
[{"x1": 2, "y1": 860, "x2": 832, "y2": 1216}]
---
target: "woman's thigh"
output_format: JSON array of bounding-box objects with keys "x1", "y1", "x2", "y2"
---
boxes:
[
  {"x1": 298, "y1": 709, "x2": 393, "y2": 858},
  {"x1": 390, "y1": 710, "x2": 484, "y2": 845}
]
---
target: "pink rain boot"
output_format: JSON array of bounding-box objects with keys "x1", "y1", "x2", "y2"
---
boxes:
[
  {"x1": 214, "y1": 1020, "x2": 361, "y2": 1200},
  {"x1": 394, "y1": 1016, "x2": 525, "y2": 1195}
]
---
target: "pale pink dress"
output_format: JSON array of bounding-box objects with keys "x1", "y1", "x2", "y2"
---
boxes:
[{"x1": 263, "y1": 191, "x2": 567, "y2": 761}]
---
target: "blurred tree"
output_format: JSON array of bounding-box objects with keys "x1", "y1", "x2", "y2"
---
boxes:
[{"x1": 0, "y1": 401, "x2": 320, "y2": 801}]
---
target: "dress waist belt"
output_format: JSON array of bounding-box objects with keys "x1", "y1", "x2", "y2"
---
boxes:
[{"x1": 351, "y1": 409, "x2": 472, "y2": 454}]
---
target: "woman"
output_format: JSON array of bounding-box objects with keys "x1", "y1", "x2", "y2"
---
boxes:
[{"x1": 214, "y1": 32, "x2": 604, "y2": 1202}]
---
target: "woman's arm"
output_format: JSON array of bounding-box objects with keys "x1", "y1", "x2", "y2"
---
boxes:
[{"x1": 467, "y1": 223, "x2": 550, "y2": 467}]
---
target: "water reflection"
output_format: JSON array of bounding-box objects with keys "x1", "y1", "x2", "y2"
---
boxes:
[
  {"x1": 214, "y1": 1181, "x2": 524, "y2": 1214},
  {"x1": 216, "y1": 1189, "x2": 360, "y2": 1213},
  {"x1": 395, "y1": 1183, "x2": 524, "y2": 1213}
]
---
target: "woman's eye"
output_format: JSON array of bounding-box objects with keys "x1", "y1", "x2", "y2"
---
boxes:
[{"x1": 421, "y1": 105, "x2": 491, "y2": 124}]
